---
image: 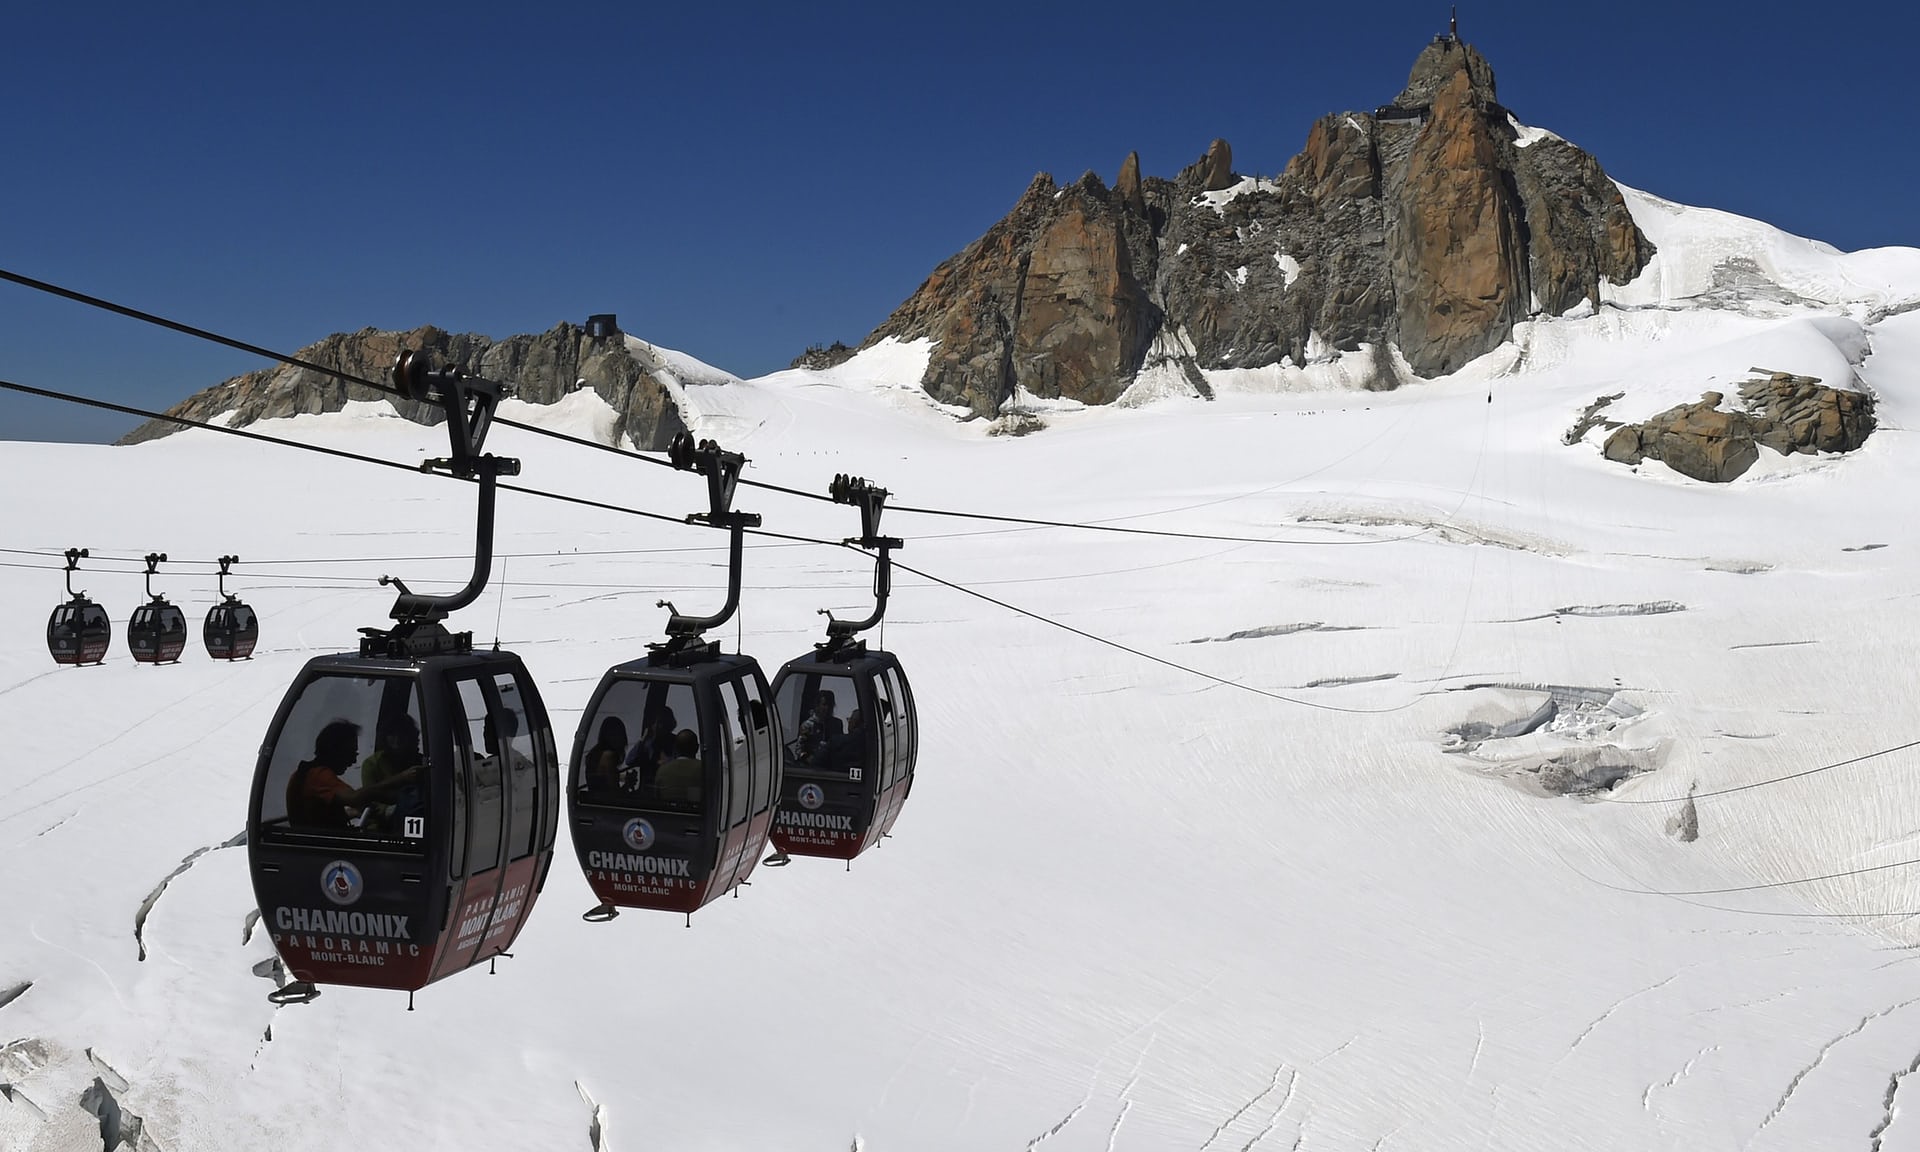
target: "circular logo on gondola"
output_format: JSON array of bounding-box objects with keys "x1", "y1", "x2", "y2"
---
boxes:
[
  {"x1": 320, "y1": 860, "x2": 364, "y2": 906},
  {"x1": 797, "y1": 783, "x2": 826, "y2": 811},
  {"x1": 622, "y1": 817, "x2": 656, "y2": 852}
]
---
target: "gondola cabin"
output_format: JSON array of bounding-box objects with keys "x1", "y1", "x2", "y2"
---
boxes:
[
  {"x1": 568, "y1": 653, "x2": 781, "y2": 916},
  {"x1": 48, "y1": 547, "x2": 110, "y2": 667},
  {"x1": 205, "y1": 555, "x2": 259, "y2": 660},
  {"x1": 768, "y1": 647, "x2": 918, "y2": 860},
  {"x1": 205, "y1": 601, "x2": 259, "y2": 660},
  {"x1": 129, "y1": 552, "x2": 187, "y2": 665},
  {"x1": 129, "y1": 601, "x2": 188, "y2": 664},
  {"x1": 47, "y1": 598, "x2": 111, "y2": 666},
  {"x1": 247, "y1": 648, "x2": 559, "y2": 993}
]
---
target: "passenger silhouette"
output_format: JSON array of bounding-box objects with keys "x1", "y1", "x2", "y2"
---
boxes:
[
  {"x1": 652, "y1": 729, "x2": 703, "y2": 805},
  {"x1": 625, "y1": 707, "x2": 678, "y2": 784},
  {"x1": 586, "y1": 715, "x2": 629, "y2": 795},
  {"x1": 286, "y1": 719, "x2": 420, "y2": 831},
  {"x1": 360, "y1": 714, "x2": 424, "y2": 833},
  {"x1": 831, "y1": 708, "x2": 866, "y2": 775},
  {"x1": 797, "y1": 690, "x2": 843, "y2": 766}
]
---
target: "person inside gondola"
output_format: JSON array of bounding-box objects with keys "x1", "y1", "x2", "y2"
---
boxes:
[
  {"x1": 360, "y1": 714, "x2": 424, "y2": 832},
  {"x1": 652, "y1": 730, "x2": 703, "y2": 806},
  {"x1": 797, "y1": 690, "x2": 842, "y2": 766},
  {"x1": 286, "y1": 720, "x2": 416, "y2": 830},
  {"x1": 623, "y1": 708, "x2": 677, "y2": 788},
  {"x1": 829, "y1": 708, "x2": 866, "y2": 775},
  {"x1": 586, "y1": 716, "x2": 629, "y2": 795}
]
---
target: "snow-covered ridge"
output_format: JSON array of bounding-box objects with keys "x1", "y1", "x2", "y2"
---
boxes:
[{"x1": 1605, "y1": 184, "x2": 1920, "y2": 316}]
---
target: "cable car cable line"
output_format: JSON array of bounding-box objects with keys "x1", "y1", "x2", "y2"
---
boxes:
[
  {"x1": 8, "y1": 375, "x2": 1428, "y2": 716},
  {"x1": 1595, "y1": 738, "x2": 1920, "y2": 805},
  {"x1": 1, "y1": 267, "x2": 1470, "y2": 553},
  {"x1": 17, "y1": 367, "x2": 1920, "y2": 739},
  {"x1": 1590, "y1": 853, "x2": 1920, "y2": 898},
  {"x1": 1546, "y1": 843, "x2": 1920, "y2": 922}
]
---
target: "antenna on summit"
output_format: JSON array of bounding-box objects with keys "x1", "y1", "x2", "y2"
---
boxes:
[{"x1": 1449, "y1": 6, "x2": 1459, "y2": 41}]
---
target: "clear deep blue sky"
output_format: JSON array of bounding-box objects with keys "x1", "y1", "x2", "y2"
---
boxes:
[{"x1": 2, "y1": 0, "x2": 1914, "y2": 442}]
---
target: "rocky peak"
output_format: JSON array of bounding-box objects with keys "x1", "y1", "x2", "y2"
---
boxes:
[
  {"x1": 1176, "y1": 139, "x2": 1237, "y2": 193},
  {"x1": 858, "y1": 33, "x2": 1655, "y2": 418},
  {"x1": 1116, "y1": 151, "x2": 1146, "y2": 216},
  {"x1": 1394, "y1": 37, "x2": 1498, "y2": 110},
  {"x1": 120, "y1": 321, "x2": 686, "y2": 449}
]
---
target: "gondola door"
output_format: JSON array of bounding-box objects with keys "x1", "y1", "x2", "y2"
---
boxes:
[
  {"x1": 708, "y1": 672, "x2": 780, "y2": 896},
  {"x1": 429, "y1": 669, "x2": 550, "y2": 981},
  {"x1": 870, "y1": 664, "x2": 918, "y2": 843}
]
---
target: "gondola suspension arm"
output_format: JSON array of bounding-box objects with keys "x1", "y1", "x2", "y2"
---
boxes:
[
  {"x1": 215, "y1": 554, "x2": 240, "y2": 602},
  {"x1": 143, "y1": 552, "x2": 168, "y2": 601},
  {"x1": 63, "y1": 547, "x2": 88, "y2": 600},
  {"x1": 655, "y1": 434, "x2": 760, "y2": 649},
  {"x1": 364, "y1": 351, "x2": 521, "y2": 657},
  {"x1": 819, "y1": 474, "x2": 902, "y2": 655}
]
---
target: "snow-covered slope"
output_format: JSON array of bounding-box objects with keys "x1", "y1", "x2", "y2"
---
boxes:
[{"x1": 5, "y1": 197, "x2": 1920, "y2": 1152}]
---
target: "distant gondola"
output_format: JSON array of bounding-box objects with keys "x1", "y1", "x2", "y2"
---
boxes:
[
  {"x1": 246, "y1": 353, "x2": 559, "y2": 1004},
  {"x1": 203, "y1": 555, "x2": 259, "y2": 660},
  {"x1": 768, "y1": 476, "x2": 919, "y2": 863},
  {"x1": 568, "y1": 435, "x2": 782, "y2": 922},
  {"x1": 128, "y1": 553, "x2": 188, "y2": 665},
  {"x1": 46, "y1": 547, "x2": 111, "y2": 666}
]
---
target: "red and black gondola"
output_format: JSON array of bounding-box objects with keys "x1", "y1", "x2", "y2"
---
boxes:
[
  {"x1": 568, "y1": 436, "x2": 783, "y2": 921},
  {"x1": 770, "y1": 647, "x2": 917, "y2": 860},
  {"x1": 768, "y1": 476, "x2": 919, "y2": 863},
  {"x1": 204, "y1": 555, "x2": 259, "y2": 660},
  {"x1": 46, "y1": 547, "x2": 111, "y2": 666},
  {"x1": 128, "y1": 552, "x2": 188, "y2": 664},
  {"x1": 246, "y1": 354, "x2": 559, "y2": 1004}
]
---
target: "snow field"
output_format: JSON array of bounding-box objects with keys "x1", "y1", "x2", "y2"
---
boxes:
[{"x1": 4, "y1": 219, "x2": 1920, "y2": 1148}]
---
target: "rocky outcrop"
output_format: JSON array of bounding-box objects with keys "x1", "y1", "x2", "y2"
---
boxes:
[
  {"x1": 119, "y1": 321, "x2": 686, "y2": 449},
  {"x1": 865, "y1": 171, "x2": 1159, "y2": 415},
  {"x1": 1600, "y1": 371, "x2": 1876, "y2": 482},
  {"x1": 860, "y1": 33, "x2": 1655, "y2": 417},
  {"x1": 1603, "y1": 393, "x2": 1762, "y2": 483},
  {"x1": 1740, "y1": 370, "x2": 1876, "y2": 455},
  {"x1": 1390, "y1": 65, "x2": 1530, "y2": 375},
  {"x1": 1510, "y1": 136, "x2": 1648, "y2": 316},
  {"x1": 790, "y1": 341, "x2": 857, "y2": 370}
]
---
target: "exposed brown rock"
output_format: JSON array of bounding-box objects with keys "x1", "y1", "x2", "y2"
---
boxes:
[
  {"x1": 1292, "y1": 113, "x2": 1377, "y2": 203},
  {"x1": 1600, "y1": 373, "x2": 1876, "y2": 482},
  {"x1": 1175, "y1": 139, "x2": 1237, "y2": 193},
  {"x1": 859, "y1": 36, "x2": 1653, "y2": 419},
  {"x1": 867, "y1": 171, "x2": 1158, "y2": 415},
  {"x1": 1511, "y1": 137, "x2": 1653, "y2": 315},
  {"x1": 1391, "y1": 68, "x2": 1529, "y2": 376},
  {"x1": 1013, "y1": 190, "x2": 1155, "y2": 404},
  {"x1": 1116, "y1": 151, "x2": 1146, "y2": 217},
  {"x1": 119, "y1": 322, "x2": 685, "y2": 450},
  {"x1": 1200, "y1": 138, "x2": 1235, "y2": 192},
  {"x1": 1395, "y1": 38, "x2": 1498, "y2": 108}
]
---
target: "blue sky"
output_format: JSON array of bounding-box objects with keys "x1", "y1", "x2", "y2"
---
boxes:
[{"x1": 2, "y1": 0, "x2": 1914, "y2": 442}]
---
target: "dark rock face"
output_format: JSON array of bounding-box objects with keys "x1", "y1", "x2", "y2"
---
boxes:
[
  {"x1": 119, "y1": 322, "x2": 686, "y2": 449},
  {"x1": 1390, "y1": 65, "x2": 1529, "y2": 375},
  {"x1": 1600, "y1": 372, "x2": 1876, "y2": 482},
  {"x1": 790, "y1": 341, "x2": 857, "y2": 370},
  {"x1": 1510, "y1": 137, "x2": 1649, "y2": 317},
  {"x1": 866, "y1": 171, "x2": 1159, "y2": 415},
  {"x1": 862, "y1": 36, "x2": 1655, "y2": 417}
]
